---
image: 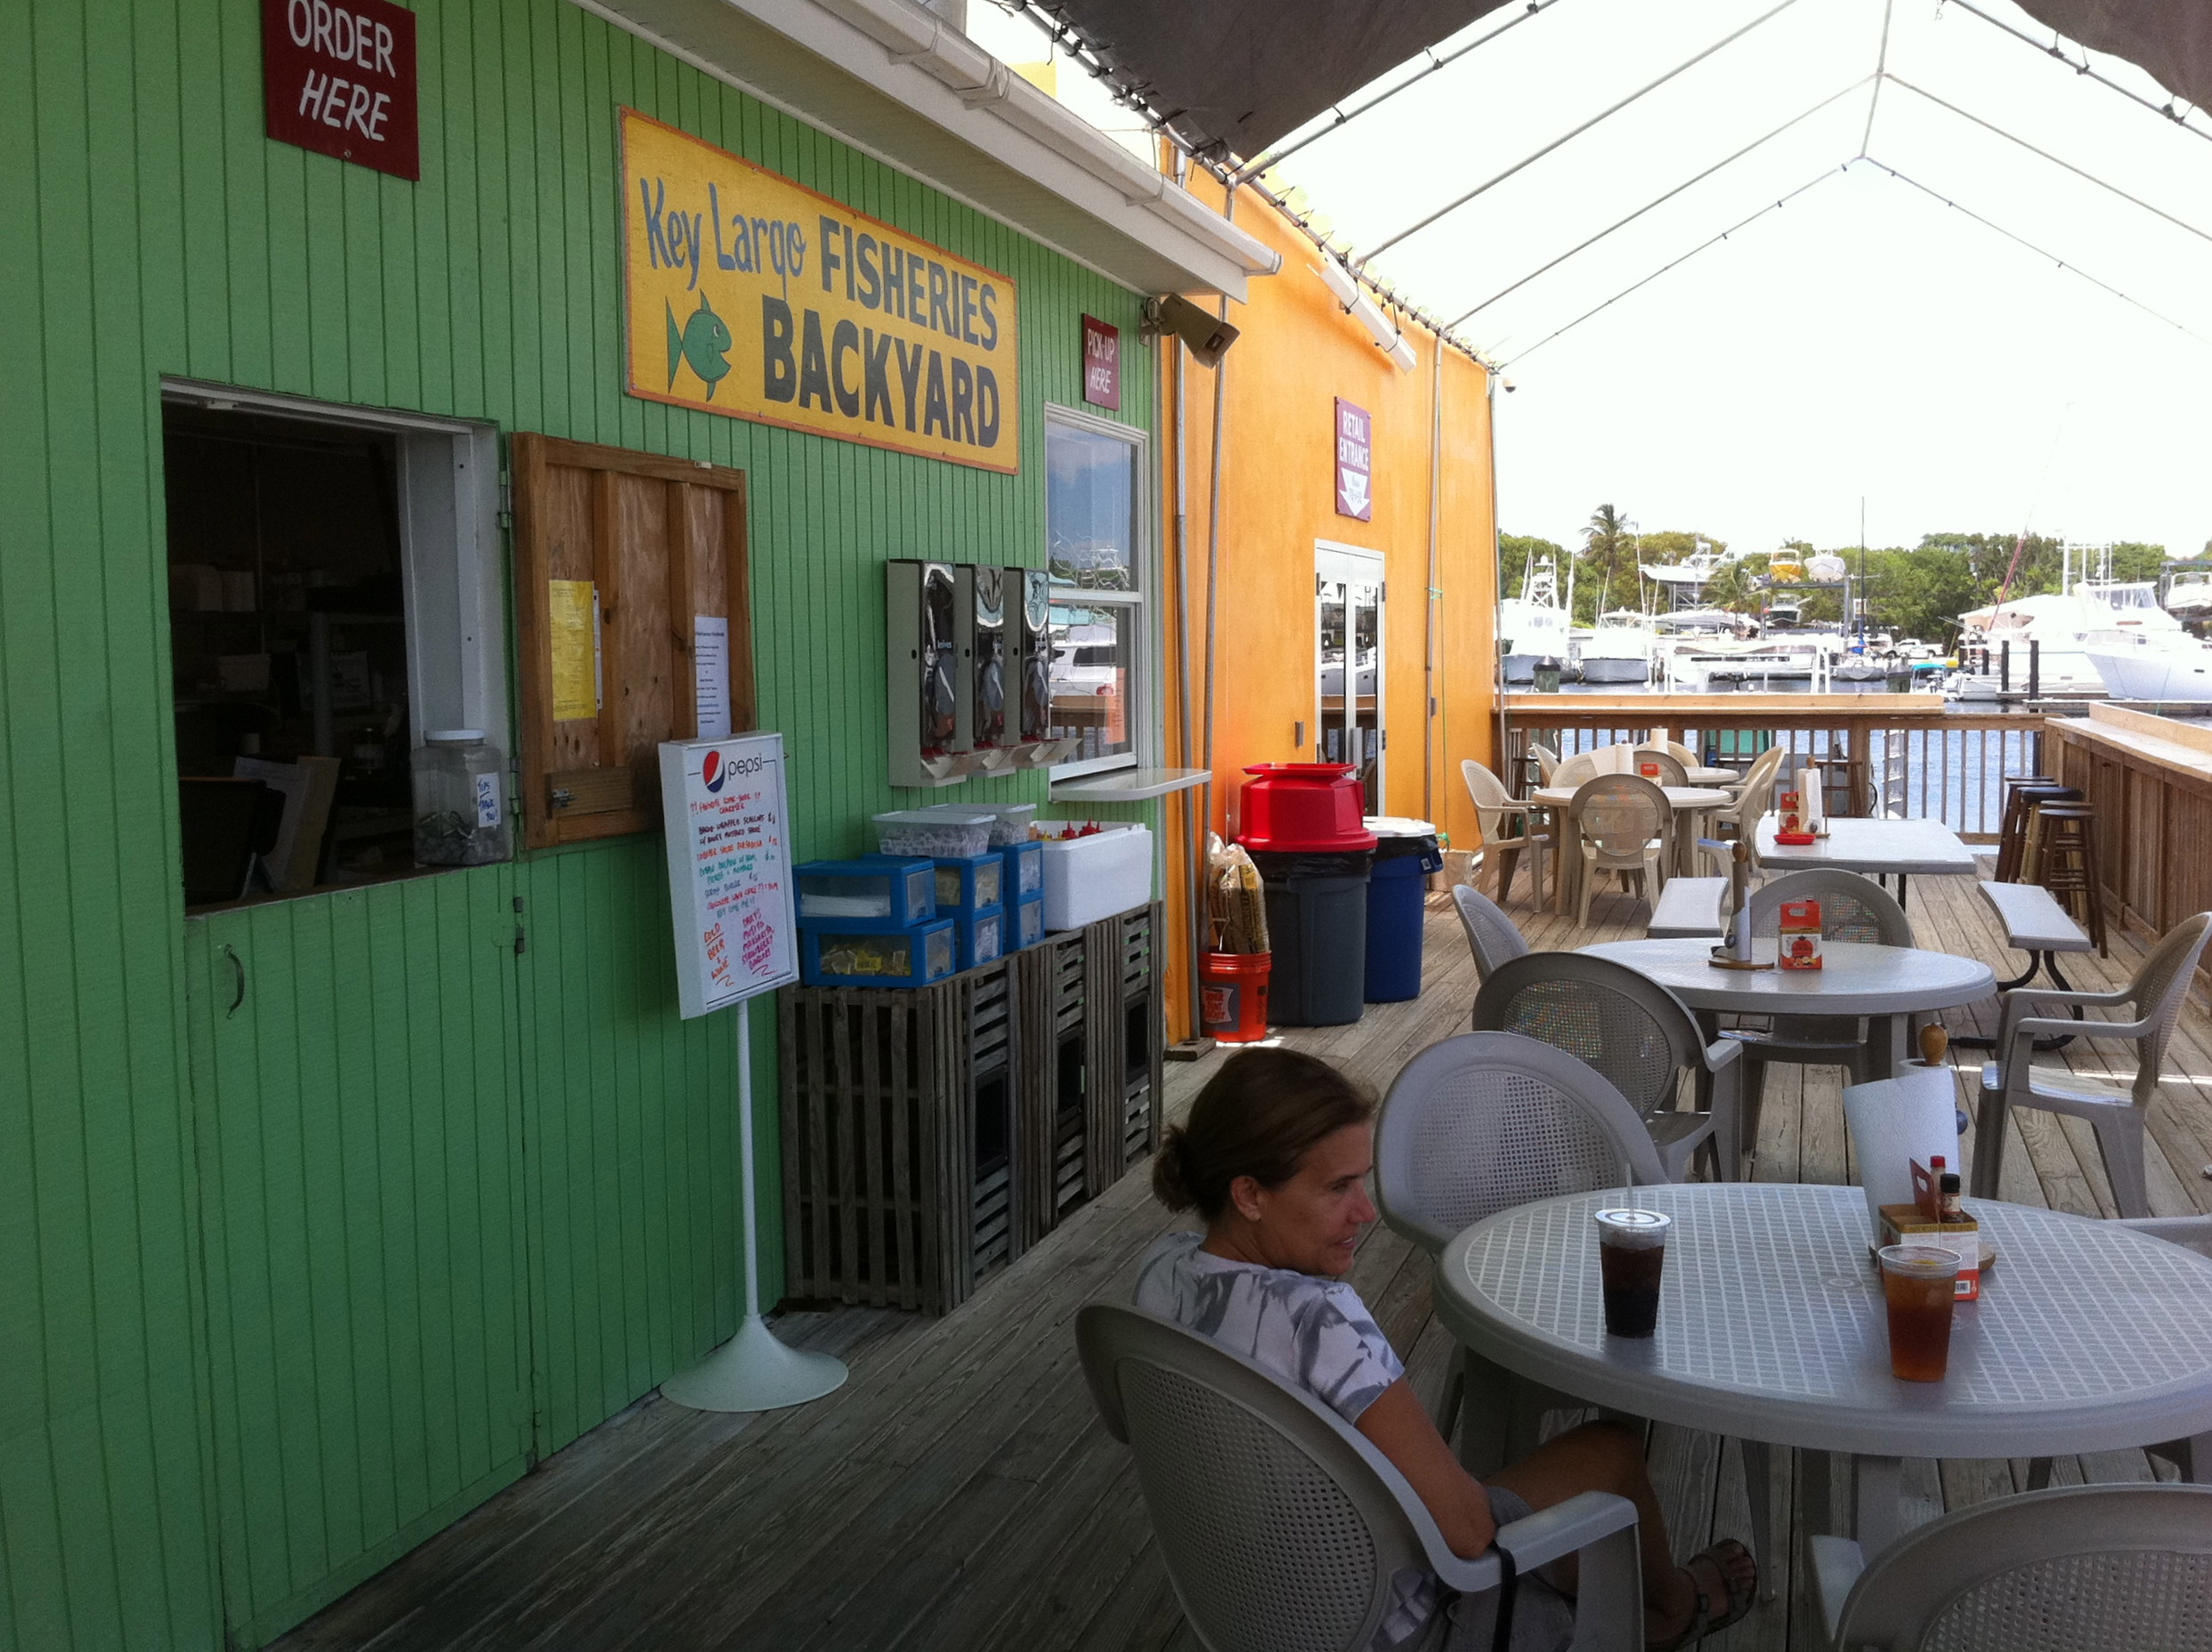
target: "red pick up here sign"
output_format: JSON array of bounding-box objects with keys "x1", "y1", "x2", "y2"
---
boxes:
[{"x1": 261, "y1": 0, "x2": 420, "y2": 181}]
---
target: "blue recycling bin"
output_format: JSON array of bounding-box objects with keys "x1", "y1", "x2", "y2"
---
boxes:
[{"x1": 1364, "y1": 821, "x2": 1444, "y2": 1002}]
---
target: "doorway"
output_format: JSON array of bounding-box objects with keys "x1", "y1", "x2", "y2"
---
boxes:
[{"x1": 1316, "y1": 541, "x2": 1385, "y2": 812}]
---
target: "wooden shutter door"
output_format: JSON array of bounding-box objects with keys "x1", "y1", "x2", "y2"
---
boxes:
[{"x1": 511, "y1": 433, "x2": 752, "y2": 848}]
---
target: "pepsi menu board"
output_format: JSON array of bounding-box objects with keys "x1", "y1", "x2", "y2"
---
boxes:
[{"x1": 658, "y1": 733, "x2": 798, "y2": 1017}]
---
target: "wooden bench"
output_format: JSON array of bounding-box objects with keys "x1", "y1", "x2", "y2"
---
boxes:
[{"x1": 1647, "y1": 877, "x2": 1727, "y2": 939}]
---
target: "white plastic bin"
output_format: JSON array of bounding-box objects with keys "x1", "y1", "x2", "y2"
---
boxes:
[{"x1": 1039, "y1": 823, "x2": 1153, "y2": 932}]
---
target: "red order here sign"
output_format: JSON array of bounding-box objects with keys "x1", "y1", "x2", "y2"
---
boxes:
[{"x1": 261, "y1": 0, "x2": 420, "y2": 181}]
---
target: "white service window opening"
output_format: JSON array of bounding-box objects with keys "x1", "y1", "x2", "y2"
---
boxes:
[
  {"x1": 159, "y1": 380, "x2": 506, "y2": 911},
  {"x1": 1045, "y1": 405, "x2": 1148, "y2": 779},
  {"x1": 1316, "y1": 541, "x2": 1385, "y2": 813}
]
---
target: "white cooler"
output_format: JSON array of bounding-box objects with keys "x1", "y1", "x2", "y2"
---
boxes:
[{"x1": 1040, "y1": 823, "x2": 1154, "y2": 932}]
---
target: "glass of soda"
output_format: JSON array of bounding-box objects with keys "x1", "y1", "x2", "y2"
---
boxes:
[
  {"x1": 1593, "y1": 1208, "x2": 1672, "y2": 1338},
  {"x1": 1877, "y1": 1244, "x2": 1961, "y2": 1382}
]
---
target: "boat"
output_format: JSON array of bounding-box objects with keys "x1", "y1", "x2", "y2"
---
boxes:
[
  {"x1": 1577, "y1": 608, "x2": 1656, "y2": 684},
  {"x1": 1948, "y1": 546, "x2": 2184, "y2": 699},
  {"x1": 1639, "y1": 539, "x2": 1751, "y2": 609},
  {"x1": 1498, "y1": 552, "x2": 1572, "y2": 684},
  {"x1": 2082, "y1": 643, "x2": 2212, "y2": 702},
  {"x1": 2162, "y1": 563, "x2": 2212, "y2": 626}
]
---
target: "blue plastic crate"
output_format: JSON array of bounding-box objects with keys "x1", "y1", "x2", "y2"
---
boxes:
[
  {"x1": 1009, "y1": 890, "x2": 1045, "y2": 951},
  {"x1": 999, "y1": 839, "x2": 1043, "y2": 901},
  {"x1": 953, "y1": 908, "x2": 1005, "y2": 970},
  {"x1": 933, "y1": 852, "x2": 1006, "y2": 914},
  {"x1": 800, "y1": 919, "x2": 956, "y2": 988},
  {"x1": 795, "y1": 857, "x2": 936, "y2": 930}
]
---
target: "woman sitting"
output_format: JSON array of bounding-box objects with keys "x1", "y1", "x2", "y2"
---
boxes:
[{"x1": 1136, "y1": 1047, "x2": 1754, "y2": 1650}]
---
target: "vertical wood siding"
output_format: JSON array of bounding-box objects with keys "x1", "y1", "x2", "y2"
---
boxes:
[{"x1": 0, "y1": 0, "x2": 1156, "y2": 1647}]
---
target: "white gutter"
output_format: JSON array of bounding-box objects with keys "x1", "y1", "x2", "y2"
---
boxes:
[{"x1": 579, "y1": 0, "x2": 1280, "y2": 298}]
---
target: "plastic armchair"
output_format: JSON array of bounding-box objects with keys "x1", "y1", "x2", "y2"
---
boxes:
[
  {"x1": 1810, "y1": 1482, "x2": 2212, "y2": 1651},
  {"x1": 1972, "y1": 911, "x2": 2212, "y2": 1217},
  {"x1": 1376, "y1": 1031, "x2": 1674, "y2": 1462},
  {"x1": 1628, "y1": 748, "x2": 1688, "y2": 787},
  {"x1": 1451, "y1": 885, "x2": 1531, "y2": 985},
  {"x1": 1076, "y1": 1303, "x2": 1645, "y2": 1652},
  {"x1": 1461, "y1": 758, "x2": 1549, "y2": 908},
  {"x1": 1472, "y1": 951, "x2": 1743, "y2": 1179},
  {"x1": 1727, "y1": 871, "x2": 1916, "y2": 1146},
  {"x1": 1568, "y1": 773, "x2": 1670, "y2": 925},
  {"x1": 1528, "y1": 742, "x2": 1560, "y2": 786},
  {"x1": 1552, "y1": 748, "x2": 1599, "y2": 790},
  {"x1": 1701, "y1": 745, "x2": 1790, "y2": 867}
]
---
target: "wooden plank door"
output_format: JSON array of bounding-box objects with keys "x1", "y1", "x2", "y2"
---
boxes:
[
  {"x1": 183, "y1": 867, "x2": 531, "y2": 1646},
  {"x1": 511, "y1": 433, "x2": 752, "y2": 848}
]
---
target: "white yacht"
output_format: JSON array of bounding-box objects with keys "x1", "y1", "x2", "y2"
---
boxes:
[
  {"x1": 1640, "y1": 539, "x2": 1751, "y2": 606},
  {"x1": 1950, "y1": 547, "x2": 2205, "y2": 699},
  {"x1": 1498, "y1": 554, "x2": 1572, "y2": 684},
  {"x1": 1577, "y1": 608, "x2": 1656, "y2": 684}
]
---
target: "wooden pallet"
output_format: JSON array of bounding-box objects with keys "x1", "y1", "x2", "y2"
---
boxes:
[
  {"x1": 777, "y1": 955, "x2": 1021, "y2": 1315},
  {"x1": 1015, "y1": 927, "x2": 1089, "y2": 1251},
  {"x1": 781, "y1": 905, "x2": 1163, "y2": 1316}
]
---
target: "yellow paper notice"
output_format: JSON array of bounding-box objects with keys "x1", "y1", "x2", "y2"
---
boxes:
[
  {"x1": 620, "y1": 108, "x2": 1019, "y2": 473},
  {"x1": 548, "y1": 579, "x2": 599, "y2": 722}
]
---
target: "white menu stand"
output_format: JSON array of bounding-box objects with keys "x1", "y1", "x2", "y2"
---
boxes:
[{"x1": 662, "y1": 996, "x2": 847, "y2": 1412}]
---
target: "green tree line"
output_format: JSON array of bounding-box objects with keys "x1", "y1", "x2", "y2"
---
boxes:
[{"x1": 1501, "y1": 511, "x2": 2174, "y2": 643}]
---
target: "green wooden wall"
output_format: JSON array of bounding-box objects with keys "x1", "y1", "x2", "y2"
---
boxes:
[{"x1": 0, "y1": 0, "x2": 1157, "y2": 1647}]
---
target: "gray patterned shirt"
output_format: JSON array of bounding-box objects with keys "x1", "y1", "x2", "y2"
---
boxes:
[{"x1": 1133, "y1": 1232, "x2": 1436, "y2": 1648}]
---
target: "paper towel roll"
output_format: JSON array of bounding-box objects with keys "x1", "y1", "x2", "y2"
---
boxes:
[{"x1": 1843, "y1": 1064, "x2": 1965, "y2": 1239}]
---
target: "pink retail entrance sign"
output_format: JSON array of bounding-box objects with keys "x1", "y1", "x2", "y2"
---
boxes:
[{"x1": 1333, "y1": 397, "x2": 1372, "y2": 521}]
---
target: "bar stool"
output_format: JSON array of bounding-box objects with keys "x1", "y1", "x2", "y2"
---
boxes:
[
  {"x1": 1997, "y1": 780, "x2": 2078, "y2": 882},
  {"x1": 2029, "y1": 802, "x2": 2109, "y2": 955}
]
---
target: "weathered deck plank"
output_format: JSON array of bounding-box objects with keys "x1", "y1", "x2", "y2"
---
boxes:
[{"x1": 275, "y1": 864, "x2": 2211, "y2": 1652}]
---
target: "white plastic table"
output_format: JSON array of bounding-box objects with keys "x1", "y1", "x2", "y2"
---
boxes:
[
  {"x1": 1753, "y1": 816, "x2": 1978, "y2": 911},
  {"x1": 1435, "y1": 1183, "x2": 2212, "y2": 1562},
  {"x1": 1578, "y1": 937, "x2": 1996, "y2": 1079},
  {"x1": 1682, "y1": 765, "x2": 1738, "y2": 787}
]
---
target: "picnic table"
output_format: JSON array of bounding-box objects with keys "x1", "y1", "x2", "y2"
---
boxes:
[{"x1": 1753, "y1": 816, "x2": 1979, "y2": 910}]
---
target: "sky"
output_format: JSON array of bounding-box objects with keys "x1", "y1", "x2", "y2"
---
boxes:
[{"x1": 968, "y1": 0, "x2": 2212, "y2": 564}]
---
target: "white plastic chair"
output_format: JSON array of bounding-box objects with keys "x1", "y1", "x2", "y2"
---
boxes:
[
  {"x1": 1552, "y1": 748, "x2": 1599, "y2": 790},
  {"x1": 1626, "y1": 747, "x2": 1688, "y2": 788},
  {"x1": 1729, "y1": 871, "x2": 1915, "y2": 1148},
  {"x1": 1700, "y1": 744, "x2": 1790, "y2": 868},
  {"x1": 1461, "y1": 757, "x2": 1549, "y2": 908},
  {"x1": 1076, "y1": 1302, "x2": 1645, "y2": 1652},
  {"x1": 1569, "y1": 773, "x2": 1670, "y2": 925},
  {"x1": 1528, "y1": 742, "x2": 1560, "y2": 786},
  {"x1": 1450, "y1": 884, "x2": 1531, "y2": 986},
  {"x1": 1972, "y1": 912, "x2": 2212, "y2": 1218},
  {"x1": 1811, "y1": 1482, "x2": 2212, "y2": 1651},
  {"x1": 1375, "y1": 1030, "x2": 1677, "y2": 1463},
  {"x1": 1472, "y1": 952, "x2": 1743, "y2": 1178}
]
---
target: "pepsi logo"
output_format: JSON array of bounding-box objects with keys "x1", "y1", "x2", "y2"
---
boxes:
[{"x1": 702, "y1": 749, "x2": 725, "y2": 792}]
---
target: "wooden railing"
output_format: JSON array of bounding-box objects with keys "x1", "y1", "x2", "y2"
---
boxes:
[
  {"x1": 1501, "y1": 694, "x2": 2046, "y2": 842},
  {"x1": 2047, "y1": 704, "x2": 2212, "y2": 944}
]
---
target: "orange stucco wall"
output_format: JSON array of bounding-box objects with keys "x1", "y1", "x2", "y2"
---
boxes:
[{"x1": 1157, "y1": 174, "x2": 1499, "y2": 1038}]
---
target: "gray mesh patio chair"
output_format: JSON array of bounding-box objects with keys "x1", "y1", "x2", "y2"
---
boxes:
[
  {"x1": 1472, "y1": 952, "x2": 1742, "y2": 1179},
  {"x1": 1810, "y1": 1482, "x2": 2212, "y2": 1651},
  {"x1": 1730, "y1": 871, "x2": 1914, "y2": 1155},
  {"x1": 1568, "y1": 773, "x2": 1670, "y2": 926},
  {"x1": 1461, "y1": 757, "x2": 1549, "y2": 909},
  {"x1": 1972, "y1": 911, "x2": 2212, "y2": 1218},
  {"x1": 1075, "y1": 1302, "x2": 1645, "y2": 1652},
  {"x1": 1450, "y1": 884, "x2": 1530, "y2": 986},
  {"x1": 1375, "y1": 1030, "x2": 1675, "y2": 1463}
]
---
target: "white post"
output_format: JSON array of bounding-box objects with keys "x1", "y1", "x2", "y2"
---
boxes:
[{"x1": 660, "y1": 995, "x2": 848, "y2": 1413}]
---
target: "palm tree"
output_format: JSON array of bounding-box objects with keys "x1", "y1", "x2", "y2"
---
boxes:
[{"x1": 1581, "y1": 504, "x2": 1635, "y2": 624}]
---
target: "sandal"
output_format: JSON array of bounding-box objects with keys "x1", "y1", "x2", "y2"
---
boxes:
[{"x1": 1647, "y1": 1540, "x2": 1757, "y2": 1650}]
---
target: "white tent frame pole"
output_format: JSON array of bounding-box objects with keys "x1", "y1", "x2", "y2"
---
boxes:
[
  {"x1": 1446, "y1": 73, "x2": 1874, "y2": 328},
  {"x1": 1885, "y1": 72, "x2": 2212, "y2": 249},
  {"x1": 1859, "y1": 0, "x2": 1895, "y2": 154},
  {"x1": 1497, "y1": 163, "x2": 1849, "y2": 367},
  {"x1": 1233, "y1": 0, "x2": 1576, "y2": 182},
  {"x1": 1362, "y1": 0, "x2": 1811, "y2": 262},
  {"x1": 1867, "y1": 158, "x2": 2212, "y2": 351},
  {"x1": 1942, "y1": 0, "x2": 2212, "y2": 147}
]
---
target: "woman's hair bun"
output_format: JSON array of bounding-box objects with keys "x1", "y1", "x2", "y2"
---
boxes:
[{"x1": 1151, "y1": 1126, "x2": 1196, "y2": 1211}]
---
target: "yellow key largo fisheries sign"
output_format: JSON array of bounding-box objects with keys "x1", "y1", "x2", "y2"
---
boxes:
[{"x1": 620, "y1": 109, "x2": 1019, "y2": 474}]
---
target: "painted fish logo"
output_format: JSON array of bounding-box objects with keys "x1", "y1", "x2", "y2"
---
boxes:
[
  {"x1": 702, "y1": 749, "x2": 725, "y2": 793},
  {"x1": 667, "y1": 292, "x2": 733, "y2": 401}
]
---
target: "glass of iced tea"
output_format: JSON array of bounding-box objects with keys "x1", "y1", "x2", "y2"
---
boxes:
[
  {"x1": 1877, "y1": 1244, "x2": 1961, "y2": 1382},
  {"x1": 1593, "y1": 1208, "x2": 1672, "y2": 1338}
]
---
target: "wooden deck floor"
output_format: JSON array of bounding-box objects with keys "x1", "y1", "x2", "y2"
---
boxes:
[{"x1": 275, "y1": 867, "x2": 2212, "y2": 1652}]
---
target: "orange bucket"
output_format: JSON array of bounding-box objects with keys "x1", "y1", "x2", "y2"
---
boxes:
[{"x1": 1199, "y1": 952, "x2": 1271, "y2": 1042}]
